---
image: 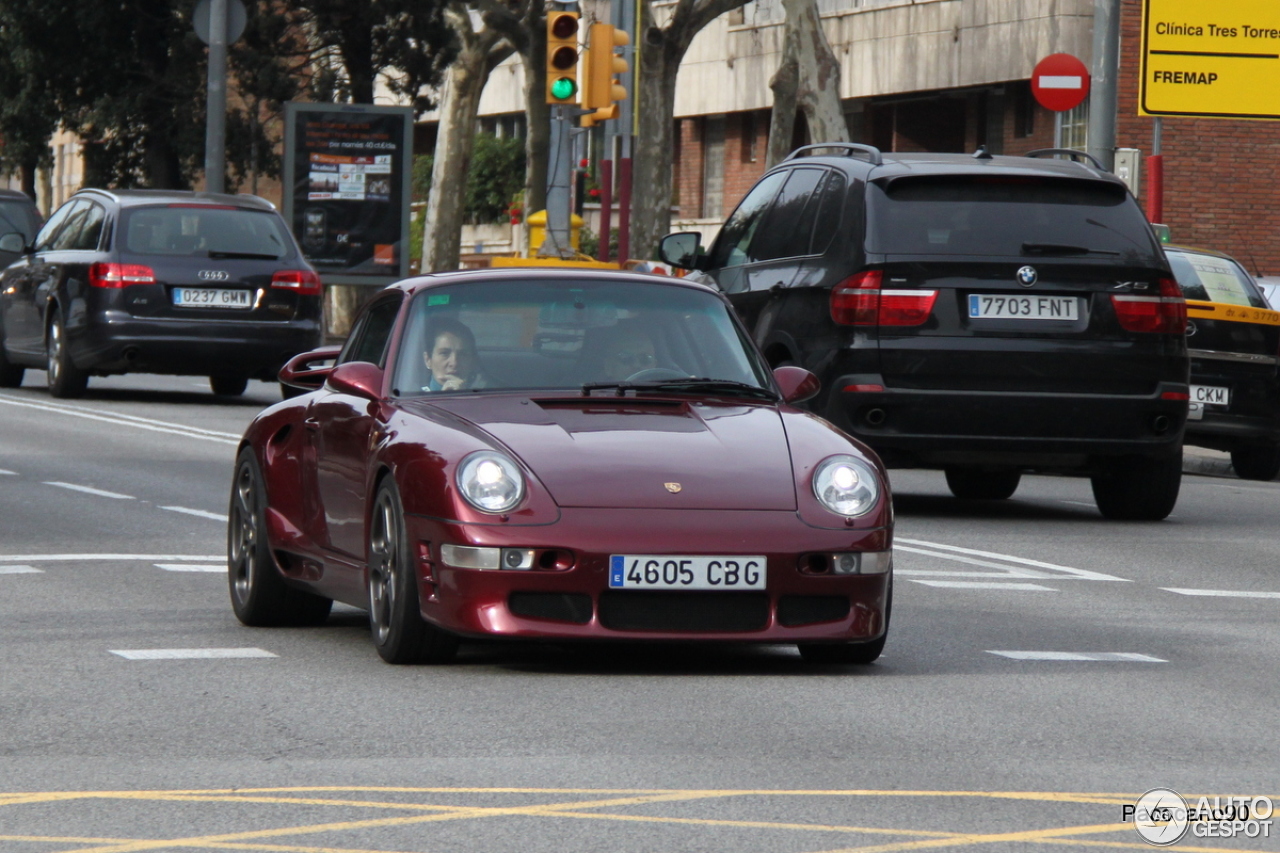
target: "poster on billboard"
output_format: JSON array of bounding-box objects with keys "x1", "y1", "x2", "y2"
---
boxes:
[{"x1": 282, "y1": 102, "x2": 413, "y2": 284}]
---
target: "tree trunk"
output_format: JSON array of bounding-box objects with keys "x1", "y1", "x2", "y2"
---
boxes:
[
  {"x1": 766, "y1": 0, "x2": 848, "y2": 168},
  {"x1": 629, "y1": 0, "x2": 751, "y2": 263},
  {"x1": 523, "y1": 42, "x2": 548, "y2": 238},
  {"x1": 423, "y1": 18, "x2": 512, "y2": 273}
]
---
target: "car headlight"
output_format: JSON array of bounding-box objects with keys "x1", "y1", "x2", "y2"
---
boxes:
[
  {"x1": 812, "y1": 455, "x2": 880, "y2": 517},
  {"x1": 457, "y1": 451, "x2": 525, "y2": 513}
]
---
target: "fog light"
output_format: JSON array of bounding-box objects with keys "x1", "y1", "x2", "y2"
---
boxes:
[
  {"x1": 834, "y1": 553, "x2": 860, "y2": 574},
  {"x1": 501, "y1": 548, "x2": 535, "y2": 570},
  {"x1": 439, "y1": 544, "x2": 501, "y2": 570},
  {"x1": 826, "y1": 551, "x2": 892, "y2": 575}
]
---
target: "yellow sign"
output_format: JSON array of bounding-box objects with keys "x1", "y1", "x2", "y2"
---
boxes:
[{"x1": 1140, "y1": 0, "x2": 1280, "y2": 118}]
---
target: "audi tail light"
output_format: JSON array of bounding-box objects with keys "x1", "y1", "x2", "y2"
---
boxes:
[
  {"x1": 830, "y1": 270, "x2": 936, "y2": 326},
  {"x1": 1111, "y1": 277, "x2": 1186, "y2": 334},
  {"x1": 271, "y1": 270, "x2": 322, "y2": 297},
  {"x1": 89, "y1": 263, "x2": 156, "y2": 288}
]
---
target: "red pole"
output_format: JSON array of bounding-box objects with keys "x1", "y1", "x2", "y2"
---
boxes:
[
  {"x1": 598, "y1": 159, "x2": 613, "y2": 262},
  {"x1": 618, "y1": 156, "x2": 632, "y2": 266},
  {"x1": 1146, "y1": 154, "x2": 1164, "y2": 224}
]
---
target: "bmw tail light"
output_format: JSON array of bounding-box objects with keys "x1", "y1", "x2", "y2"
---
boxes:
[
  {"x1": 89, "y1": 263, "x2": 156, "y2": 288},
  {"x1": 830, "y1": 271, "x2": 882, "y2": 325},
  {"x1": 271, "y1": 270, "x2": 322, "y2": 297},
  {"x1": 1111, "y1": 277, "x2": 1186, "y2": 333},
  {"x1": 830, "y1": 271, "x2": 936, "y2": 326}
]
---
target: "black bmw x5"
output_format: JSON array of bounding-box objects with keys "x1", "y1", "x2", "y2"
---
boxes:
[
  {"x1": 662, "y1": 145, "x2": 1189, "y2": 520},
  {"x1": 0, "y1": 189, "x2": 322, "y2": 398}
]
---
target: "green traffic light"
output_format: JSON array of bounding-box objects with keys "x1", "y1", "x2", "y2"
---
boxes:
[{"x1": 551, "y1": 77, "x2": 576, "y2": 100}]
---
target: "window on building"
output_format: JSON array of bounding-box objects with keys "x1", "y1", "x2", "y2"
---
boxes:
[
  {"x1": 702, "y1": 116, "x2": 726, "y2": 219},
  {"x1": 741, "y1": 112, "x2": 757, "y2": 163},
  {"x1": 1058, "y1": 100, "x2": 1089, "y2": 151}
]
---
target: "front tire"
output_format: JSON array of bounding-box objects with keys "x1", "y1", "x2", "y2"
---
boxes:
[
  {"x1": 227, "y1": 447, "x2": 332, "y2": 626},
  {"x1": 944, "y1": 467, "x2": 1021, "y2": 501},
  {"x1": 46, "y1": 315, "x2": 87, "y2": 398},
  {"x1": 367, "y1": 478, "x2": 458, "y2": 664},
  {"x1": 210, "y1": 375, "x2": 249, "y2": 396},
  {"x1": 1091, "y1": 450, "x2": 1182, "y2": 521},
  {"x1": 1230, "y1": 444, "x2": 1280, "y2": 482}
]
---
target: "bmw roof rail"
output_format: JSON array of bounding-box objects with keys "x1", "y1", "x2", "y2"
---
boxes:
[
  {"x1": 785, "y1": 142, "x2": 883, "y2": 166},
  {"x1": 1025, "y1": 148, "x2": 1107, "y2": 171}
]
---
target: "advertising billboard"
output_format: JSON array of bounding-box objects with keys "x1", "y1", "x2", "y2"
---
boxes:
[{"x1": 282, "y1": 102, "x2": 414, "y2": 283}]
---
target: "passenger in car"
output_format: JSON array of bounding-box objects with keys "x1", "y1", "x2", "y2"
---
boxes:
[{"x1": 422, "y1": 317, "x2": 488, "y2": 391}]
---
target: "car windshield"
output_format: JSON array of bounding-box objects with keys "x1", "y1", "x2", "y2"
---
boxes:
[
  {"x1": 391, "y1": 278, "x2": 774, "y2": 397},
  {"x1": 1166, "y1": 250, "x2": 1269, "y2": 308},
  {"x1": 122, "y1": 205, "x2": 292, "y2": 258},
  {"x1": 865, "y1": 175, "x2": 1161, "y2": 260}
]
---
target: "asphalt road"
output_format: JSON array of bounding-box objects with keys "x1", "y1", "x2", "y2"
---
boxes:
[{"x1": 1, "y1": 371, "x2": 1278, "y2": 852}]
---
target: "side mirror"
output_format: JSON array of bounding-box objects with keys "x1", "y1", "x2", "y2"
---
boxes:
[
  {"x1": 279, "y1": 345, "x2": 343, "y2": 392},
  {"x1": 772, "y1": 365, "x2": 820, "y2": 404},
  {"x1": 0, "y1": 233, "x2": 25, "y2": 254},
  {"x1": 659, "y1": 232, "x2": 707, "y2": 270},
  {"x1": 326, "y1": 361, "x2": 384, "y2": 401}
]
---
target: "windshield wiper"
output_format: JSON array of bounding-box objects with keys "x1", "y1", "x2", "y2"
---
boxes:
[
  {"x1": 582, "y1": 378, "x2": 776, "y2": 400},
  {"x1": 1021, "y1": 242, "x2": 1118, "y2": 256},
  {"x1": 205, "y1": 250, "x2": 282, "y2": 260}
]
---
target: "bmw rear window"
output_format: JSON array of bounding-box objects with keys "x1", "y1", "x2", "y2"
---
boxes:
[
  {"x1": 122, "y1": 206, "x2": 294, "y2": 259},
  {"x1": 865, "y1": 175, "x2": 1161, "y2": 260}
]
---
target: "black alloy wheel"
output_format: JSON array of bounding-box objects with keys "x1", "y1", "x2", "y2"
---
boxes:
[
  {"x1": 797, "y1": 578, "x2": 892, "y2": 666},
  {"x1": 1230, "y1": 444, "x2": 1280, "y2": 482},
  {"x1": 46, "y1": 315, "x2": 88, "y2": 398},
  {"x1": 1090, "y1": 450, "x2": 1182, "y2": 521},
  {"x1": 227, "y1": 447, "x2": 332, "y2": 626},
  {"x1": 944, "y1": 467, "x2": 1022, "y2": 501},
  {"x1": 210, "y1": 375, "x2": 249, "y2": 396},
  {"x1": 367, "y1": 478, "x2": 458, "y2": 664}
]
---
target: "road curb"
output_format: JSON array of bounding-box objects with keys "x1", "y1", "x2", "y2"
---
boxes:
[{"x1": 1182, "y1": 453, "x2": 1236, "y2": 479}]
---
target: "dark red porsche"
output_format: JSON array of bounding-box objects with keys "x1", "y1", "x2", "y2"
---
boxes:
[{"x1": 228, "y1": 269, "x2": 893, "y2": 665}]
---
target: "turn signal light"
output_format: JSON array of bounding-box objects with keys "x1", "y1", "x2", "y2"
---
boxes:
[
  {"x1": 1111, "y1": 277, "x2": 1186, "y2": 333},
  {"x1": 271, "y1": 270, "x2": 322, "y2": 296},
  {"x1": 830, "y1": 270, "x2": 937, "y2": 326},
  {"x1": 89, "y1": 263, "x2": 156, "y2": 288}
]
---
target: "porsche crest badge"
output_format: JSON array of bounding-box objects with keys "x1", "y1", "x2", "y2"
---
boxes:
[{"x1": 664, "y1": 482, "x2": 682, "y2": 493}]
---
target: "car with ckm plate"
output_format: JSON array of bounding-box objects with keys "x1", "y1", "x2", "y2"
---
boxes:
[
  {"x1": 1165, "y1": 245, "x2": 1280, "y2": 481},
  {"x1": 228, "y1": 268, "x2": 893, "y2": 665},
  {"x1": 0, "y1": 188, "x2": 322, "y2": 398},
  {"x1": 661, "y1": 145, "x2": 1190, "y2": 520}
]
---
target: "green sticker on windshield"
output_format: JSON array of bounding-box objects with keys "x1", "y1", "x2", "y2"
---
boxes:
[{"x1": 427, "y1": 294, "x2": 450, "y2": 306}]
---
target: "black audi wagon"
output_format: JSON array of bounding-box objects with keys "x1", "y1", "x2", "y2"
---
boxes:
[
  {"x1": 0, "y1": 189, "x2": 322, "y2": 398},
  {"x1": 661, "y1": 145, "x2": 1190, "y2": 520}
]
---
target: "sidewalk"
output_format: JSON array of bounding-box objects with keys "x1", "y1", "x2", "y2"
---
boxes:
[{"x1": 1182, "y1": 445, "x2": 1236, "y2": 479}]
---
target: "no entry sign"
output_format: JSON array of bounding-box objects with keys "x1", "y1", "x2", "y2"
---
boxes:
[{"x1": 1032, "y1": 53, "x2": 1091, "y2": 112}]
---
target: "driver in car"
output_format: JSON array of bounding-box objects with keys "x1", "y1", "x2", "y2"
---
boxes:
[
  {"x1": 423, "y1": 317, "x2": 488, "y2": 391},
  {"x1": 600, "y1": 323, "x2": 658, "y2": 382}
]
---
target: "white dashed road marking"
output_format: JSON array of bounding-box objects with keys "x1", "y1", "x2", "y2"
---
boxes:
[
  {"x1": 988, "y1": 651, "x2": 1166, "y2": 662},
  {"x1": 895, "y1": 537, "x2": 1128, "y2": 582},
  {"x1": 0, "y1": 565, "x2": 42, "y2": 574},
  {"x1": 43, "y1": 481, "x2": 135, "y2": 500},
  {"x1": 0, "y1": 468, "x2": 15, "y2": 475},
  {"x1": 160, "y1": 506, "x2": 227, "y2": 522},
  {"x1": 110, "y1": 648, "x2": 276, "y2": 660},
  {"x1": 908, "y1": 580, "x2": 1057, "y2": 591},
  {"x1": 155, "y1": 564, "x2": 225, "y2": 573},
  {"x1": 1163, "y1": 588, "x2": 1280, "y2": 599}
]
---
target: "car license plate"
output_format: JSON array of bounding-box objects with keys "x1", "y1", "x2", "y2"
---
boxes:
[
  {"x1": 609, "y1": 555, "x2": 766, "y2": 590},
  {"x1": 172, "y1": 287, "x2": 253, "y2": 309},
  {"x1": 968, "y1": 294, "x2": 1079, "y2": 320},
  {"x1": 1192, "y1": 385, "x2": 1229, "y2": 406}
]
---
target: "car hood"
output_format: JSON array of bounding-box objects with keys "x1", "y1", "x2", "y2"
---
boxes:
[{"x1": 426, "y1": 395, "x2": 797, "y2": 510}]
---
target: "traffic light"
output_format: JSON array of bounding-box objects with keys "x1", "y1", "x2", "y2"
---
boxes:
[
  {"x1": 545, "y1": 11, "x2": 580, "y2": 105},
  {"x1": 582, "y1": 23, "x2": 629, "y2": 123}
]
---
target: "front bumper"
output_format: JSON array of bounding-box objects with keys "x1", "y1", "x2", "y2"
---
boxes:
[{"x1": 405, "y1": 508, "x2": 892, "y2": 643}]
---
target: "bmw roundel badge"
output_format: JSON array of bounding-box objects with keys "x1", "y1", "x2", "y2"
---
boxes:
[{"x1": 1016, "y1": 265, "x2": 1038, "y2": 287}]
